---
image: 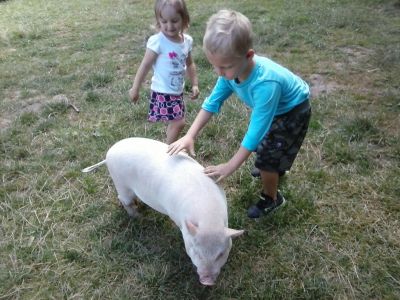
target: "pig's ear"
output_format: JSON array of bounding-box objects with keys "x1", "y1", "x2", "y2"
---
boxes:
[
  {"x1": 225, "y1": 228, "x2": 244, "y2": 238},
  {"x1": 185, "y1": 220, "x2": 198, "y2": 236}
]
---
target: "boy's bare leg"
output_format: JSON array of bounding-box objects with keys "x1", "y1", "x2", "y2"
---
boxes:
[{"x1": 260, "y1": 170, "x2": 279, "y2": 200}]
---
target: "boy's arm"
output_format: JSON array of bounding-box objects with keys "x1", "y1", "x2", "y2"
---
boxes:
[
  {"x1": 129, "y1": 49, "x2": 158, "y2": 103},
  {"x1": 167, "y1": 109, "x2": 213, "y2": 156},
  {"x1": 204, "y1": 146, "x2": 252, "y2": 183},
  {"x1": 186, "y1": 52, "x2": 199, "y2": 99}
]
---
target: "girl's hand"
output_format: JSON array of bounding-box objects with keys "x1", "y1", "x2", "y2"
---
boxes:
[
  {"x1": 190, "y1": 85, "x2": 200, "y2": 100},
  {"x1": 167, "y1": 135, "x2": 196, "y2": 156},
  {"x1": 129, "y1": 88, "x2": 140, "y2": 103},
  {"x1": 203, "y1": 163, "x2": 234, "y2": 183}
]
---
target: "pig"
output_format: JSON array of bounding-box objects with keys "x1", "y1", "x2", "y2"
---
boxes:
[{"x1": 82, "y1": 137, "x2": 244, "y2": 285}]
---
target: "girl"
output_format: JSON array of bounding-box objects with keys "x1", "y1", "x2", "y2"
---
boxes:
[{"x1": 129, "y1": 0, "x2": 199, "y2": 144}]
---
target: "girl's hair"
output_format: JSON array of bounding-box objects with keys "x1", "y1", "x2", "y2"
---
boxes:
[
  {"x1": 154, "y1": 0, "x2": 190, "y2": 32},
  {"x1": 203, "y1": 9, "x2": 253, "y2": 58}
]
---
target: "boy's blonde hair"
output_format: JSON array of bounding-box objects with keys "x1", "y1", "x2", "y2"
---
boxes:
[
  {"x1": 203, "y1": 9, "x2": 253, "y2": 58},
  {"x1": 154, "y1": 0, "x2": 190, "y2": 32}
]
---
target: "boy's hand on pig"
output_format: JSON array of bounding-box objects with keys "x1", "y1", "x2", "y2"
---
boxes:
[
  {"x1": 204, "y1": 163, "x2": 235, "y2": 183},
  {"x1": 167, "y1": 135, "x2": 196, "y2": 156}
]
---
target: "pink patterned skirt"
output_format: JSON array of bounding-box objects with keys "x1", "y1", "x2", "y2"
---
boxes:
[{"x1": 148, "y1": 91, "x2": 185, "y2": 122}]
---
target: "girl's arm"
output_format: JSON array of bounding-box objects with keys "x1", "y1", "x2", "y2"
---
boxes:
[
  {"x1": 129, "y1": 49, "x2": 158, "y2": 103},
  {"x1": 186, "y1": 52, "x2": 199, "y2": 99},
  {"x1": 167, "y1": 108, "x2": 213, "y2": 156}
]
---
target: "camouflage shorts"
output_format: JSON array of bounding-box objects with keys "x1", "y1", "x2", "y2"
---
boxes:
[{"x1": 255, "y1": 100, "x2": 311, "y2": 173}]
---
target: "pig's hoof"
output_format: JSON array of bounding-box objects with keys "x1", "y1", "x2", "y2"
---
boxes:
[{"x1": 123, "y1": 205, "x2": 139, "y2": 218}]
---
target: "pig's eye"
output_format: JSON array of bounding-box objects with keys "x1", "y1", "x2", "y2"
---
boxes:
[{"x1": 216, "y1": 252, "x2": 224, "y2": 260}]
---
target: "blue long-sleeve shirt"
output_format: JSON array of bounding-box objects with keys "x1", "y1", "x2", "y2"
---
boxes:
[{"x1": 202, "y1": 55, "x2": 310, "y2": 151}]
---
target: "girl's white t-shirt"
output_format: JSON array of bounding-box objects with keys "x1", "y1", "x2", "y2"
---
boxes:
[{"x1": 147, "y1": 32, "x2": 193, "y2": 95}]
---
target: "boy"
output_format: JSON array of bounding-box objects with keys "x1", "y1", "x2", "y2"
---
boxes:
[{"x1": 167, "y1": 9, "x2": 311, "y2": 218}]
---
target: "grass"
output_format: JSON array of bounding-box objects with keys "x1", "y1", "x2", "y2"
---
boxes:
[{"x1": 1, "y1": 0, "x2": 399, "y2": 298}]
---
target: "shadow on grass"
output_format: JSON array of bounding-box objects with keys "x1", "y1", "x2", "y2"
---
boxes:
[{"x1": 86, "y1": 205, "x2": 216, "y2": 295}]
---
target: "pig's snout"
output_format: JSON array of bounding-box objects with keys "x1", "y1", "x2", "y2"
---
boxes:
[
  {"x1": 199, "y1": 272, "x2": 219, "y2": 286},
  {"x1": 199, "y1": 275, "x2": 216, "y2": 286}
]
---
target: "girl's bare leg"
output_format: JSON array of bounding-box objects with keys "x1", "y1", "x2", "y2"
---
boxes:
[{"x1": 166, "y1": 118, "x2": 185, "y2": 144}]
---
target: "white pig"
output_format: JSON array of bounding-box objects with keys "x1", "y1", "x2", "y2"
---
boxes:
[{"x1": 82, "y1": 137, "x2": 244, "y2": 285}]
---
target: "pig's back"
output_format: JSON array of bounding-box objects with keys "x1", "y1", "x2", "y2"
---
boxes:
[
  {"x1": 106, "y1": 137, "x2": 203, "y2": 175},
  {"x1": 105, "y1": 138, "x2": 224, "y2": 220}
]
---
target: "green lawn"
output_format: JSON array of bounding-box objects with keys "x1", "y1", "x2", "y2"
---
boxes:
[{"x1": 1, "y1": 0, "x2": 399, "y2": 298}]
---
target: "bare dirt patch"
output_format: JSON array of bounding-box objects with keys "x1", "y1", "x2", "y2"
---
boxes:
[
  {"x1": 309, "y1": 74, "x2": 341, "y2": 98},
  {"x1": 309, "y1": 46, "x2": 377, "y2": 98},
  {"x1": 0, "y1": 94, "x2": 79, "y2": 132},
  {"x1": 338, "y1": 46, "x2": 375, "y2": 68}
]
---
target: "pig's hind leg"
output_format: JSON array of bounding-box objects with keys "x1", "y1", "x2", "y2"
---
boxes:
[{"x1": 115, "y1": 187, "x2": 139, "y2": 217}]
